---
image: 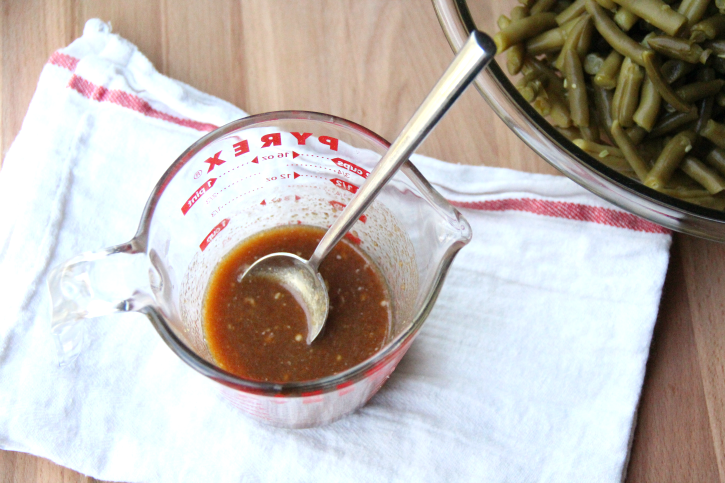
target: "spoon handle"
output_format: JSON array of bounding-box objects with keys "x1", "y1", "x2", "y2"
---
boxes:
[{"x1": 307, "y1": 30, "x2": 496, "y2": 270}]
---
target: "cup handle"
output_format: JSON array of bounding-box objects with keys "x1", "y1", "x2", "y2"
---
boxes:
[{"x1": 47, "y1": 241, "x2": 154, "y2": 364}]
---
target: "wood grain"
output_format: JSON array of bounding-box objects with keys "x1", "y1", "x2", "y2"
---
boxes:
[{"x1": 1, "y1": 1, "x2": 723, "y2": 482}]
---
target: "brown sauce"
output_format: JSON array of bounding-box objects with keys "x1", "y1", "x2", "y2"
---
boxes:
[{"x1": 202, "y1": 225, "x2": 391, "y2": 383}]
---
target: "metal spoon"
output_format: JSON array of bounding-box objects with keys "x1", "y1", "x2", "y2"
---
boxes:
[{"x1": 240, "y1": 30, "x2": 497, "y2": 344}]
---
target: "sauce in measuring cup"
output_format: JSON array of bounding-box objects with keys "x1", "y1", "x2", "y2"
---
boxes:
[{"x1": 202, "y1": 225, "x2": 391, "y2": 383}]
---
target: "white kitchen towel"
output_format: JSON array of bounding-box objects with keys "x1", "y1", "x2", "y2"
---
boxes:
[{"x1": 0, "y1": 19, "x2": 671, "y2": 483}]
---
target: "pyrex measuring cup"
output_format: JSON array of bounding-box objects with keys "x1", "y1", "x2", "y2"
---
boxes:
[{"x1": 48, "y1": 111, "x2": 472, "y2": 428}]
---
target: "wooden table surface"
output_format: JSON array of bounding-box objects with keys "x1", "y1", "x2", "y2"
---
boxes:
[{"x1": 1, "y1": 1, "x2": 724, "y2": 482}]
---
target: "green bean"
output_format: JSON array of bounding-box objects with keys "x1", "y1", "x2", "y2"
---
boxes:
[
  {"x1": 680, "y1": 156, "x2": 725, "y2": 194},
  {"x1": 533, "y1": 94, "x2": 553, "y2": 117},
  {"x1": 498, "y1": 14, "x2": 511, "y2": 30},
  {"x1": 611, "y1": 120, "x2": 651, "y2": 180},
  {"x1": 633, "y1": 76, "x2": 661, "y2": 131},
  {"x1": 504, "y1": 6, "x2": 530, "y2": 75},
  {"x1": 507, "y1": 45, "x2": 527, "y2": 75},
  {"x1": 647, "y1": 107, "x2": 700, "y2": 137},
  {"x1": 678, "y1": 0, "x2": 712, "y2": 27},
  {"x1": 660, "y1": 185, "x2": 711, "y2": 198},
  {"x1": 718, "y1": 0, "x2": 725, "y2": 13},
  {"x1": 574, "y1": 139, "x2": 625, "y2": 157},
  {"x1": 694, "y1": 69, "x2": 717, "y2": 134},
  {"x1": 525, "y1": 56, "x2": 571, "y2": 125},
  {"x1": 647, "y1": 35, "x2": 710, "y2": 64},
  {"x1": 512, "y1": 7, "x2": 530, "y2": 21},
  {"x1": 580, "y1": 110, "x2": 601, "y2": 140},
  {"x1": 517, "y1": 78, "x2": 546, "y2": 101},
  {"x1": 612, "y1": 56, "x2": 644, "y2": 127},
  {"x1": 494, "y1": 12, "x2": 557, "y2": 53},
  {"x1": 597, "y1": 155, "x2": 637, "y2": 174},
  {"x1": 705, "y1": 39, "x2": 725, "y2": 57},
  {"x1": 531, "y1": 0, "x2": 559, "y2": 14},
  {"x1": 574, "y1": 138, "x2": 635, "y2": 172},
  {"x1": 546, "y1": 84, "x2": 573, "y2": 127},
  {"x1": 526, "y1": 27, "x2": 568, "y2": 55},
  {"x1": 645, "y1": 130, "x2": 698, "y2": 189},
  {"x1": 557, "y1": 126, "x2": 583, "y2": 140},
  {"x1": 593, "y1": 83, "x2": 615, "y2": 137},
  {"x1": 586, "y1": 0, "x2": 648, "y2": 65},
  {"x1": 642, "y1": 51, "x2": 692, "y2": 113},
  {"x1": 594, "y1": 50, "x2": 624, "y2": 89},
  {"x1": 516, "y1": 68, "x2": 547, "y2": 101},
  {"x1": 595, "y1": 0, "x2": 617, "y2": 9},
  {"x1": 614, "y1": 7, "x2": 639, "y2": 31},
  {"x1": 557, "y1": 0, "x2": 587, "y2": 25},
  {"x1": 700, "y1": 119, "x2": 725, "y2": 149},
  {"x1": 611, "y1": 0, "x2": 687, "y2": 36},
  {"x1": 675, "y1": 80, "x2": 725, "y2": 104},
  {"x1": 690, "y1": 15, "x2": 725, "y2": 43},
  {"x1": 705, "y1": 147, "x2": 725, "y2": 177},
  {"x1": 658, "y1": 186, "x2": 725, "y2": 208},
  {"x1": 576, "y1": 13, "x2": 595, "y2": 56},
  {"x1": 627, "y1": 125, "x2": 648, "y2": 144},
  {"x1": 660, "y1": 59, "x2": 696, "y2": 84},
  {"x1": 555, "y1": 14, "x2": 591, "y2": 70},
  {"x1": 524, "y1": 56, "x2": 565, "y2": 90},
  {"x1": 564, "y1": 49, "x2": 590, "y2": 127}
]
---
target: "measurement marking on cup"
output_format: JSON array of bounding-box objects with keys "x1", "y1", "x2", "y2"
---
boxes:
[
  {"x1": 265, "y1": 172, "x2": 301, "y2": 182},
  {"x1": 331, "y1": 178, "x2": 359, "y2": 194},
  {"x1": 218, "y1": 160, "x2": 258, "y2": 178},
  {"x1": 218, "y1": 173, "x2": 260, "y2": 192},
  {"x1": 182, "y1": 178, "x2": 217, "y2": 215},
  {"x1": 331, "y1": 158, "x2": 370, "y2": 179},
  {"x1": 211, "y1": 188, "x2": 264, "y2": 216},
  {"x1": 200, "y1": 218, "x2": 230, "y2": 251},
  {"x1": 286, "y1": 163, "x2": 352, "y2": 178}
]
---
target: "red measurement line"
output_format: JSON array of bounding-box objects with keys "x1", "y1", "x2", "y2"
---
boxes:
[
  {"x1": 218, "y1": 173, "x2": 260, "y2": 192},
  {"x1": 215, "y1": 187, "x2": 264, "y2": 213},
  {"x1": 286, "y1": 163, "x2": 341, "y2": 173},
  {"x1": 218, "y1": 161, "x2": 256, "y2": 177}
]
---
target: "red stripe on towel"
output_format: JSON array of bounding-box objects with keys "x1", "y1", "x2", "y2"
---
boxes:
[
  {"x1": 451, "y1": 198, "x2": 671, "y2": 234},
  {"x1": 48, "y1": 51, "x2": 219, "y2": 132},
  {"x1": 48, "y1": 52, "x2": 79, "y2": 71}
]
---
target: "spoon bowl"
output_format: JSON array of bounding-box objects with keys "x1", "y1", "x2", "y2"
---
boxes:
[{"x1": 240, "y1": 252, "x2": 328, "y2": 344}]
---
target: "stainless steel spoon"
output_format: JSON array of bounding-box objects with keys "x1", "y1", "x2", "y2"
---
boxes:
[{"x1": 239, "y1": 30, "x2": 496, "y2": 344}]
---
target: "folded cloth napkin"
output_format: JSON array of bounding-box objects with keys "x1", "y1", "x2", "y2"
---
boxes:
[{"x1": 0, "y1": 19, "x2": 671, "y2": 483}]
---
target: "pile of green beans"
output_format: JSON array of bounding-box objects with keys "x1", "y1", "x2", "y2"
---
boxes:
[{"x1": 495, "y1": 0, "x2": 725, "y2": 210}]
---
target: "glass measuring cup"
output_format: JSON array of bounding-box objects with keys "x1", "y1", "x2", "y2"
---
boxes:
[{"x1": 48, "y1": 111, "x2": 472, "y2": 428}]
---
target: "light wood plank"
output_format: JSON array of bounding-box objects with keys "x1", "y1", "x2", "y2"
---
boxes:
[
  {"x1": 626, "y1": 237, "x2": 721, "y2": 482},
  {"x1": 681, "y1": 237, "x2": 725, "y2": 481},
  {"x1": 0, "y1": 0, "x2": 74, "y2": 161}
]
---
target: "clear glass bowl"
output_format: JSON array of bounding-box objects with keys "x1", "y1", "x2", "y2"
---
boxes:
[{"x1": 433, "y1": 0, "x2": 725, "y2": 241}]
